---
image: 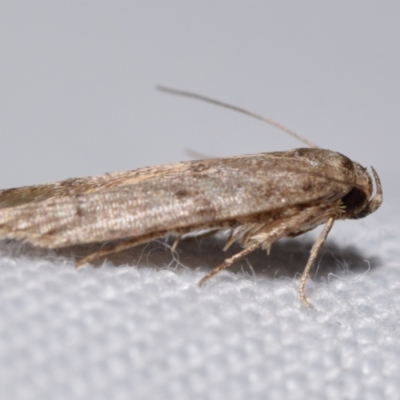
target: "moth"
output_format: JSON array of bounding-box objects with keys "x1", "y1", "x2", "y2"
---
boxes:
[{"x1": 0, "y1": 86, "x2": 382, "y2": 307}]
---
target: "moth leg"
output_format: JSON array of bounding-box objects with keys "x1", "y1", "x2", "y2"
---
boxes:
[
  {"x1": 222, "y1": 229, "x2": 238, "y2": 251},
  {"x1": 200, "y1": 208, "x2": 324, "y2": 288},
  {"x1": 299, "y1": 217, "x2": 335, "y2": 308},
  {"x1": 76, "y1": 231, "x2": 167, "y2": 267},
  {"x1": 171, "y1": 235, "x2": 182, "y2": 252},
  {"x1": 198, "y1": 242, "x2": 261, "y2": 286},
  {"x1": 171, "y1": 228, "x2": 222, "y2": 252}
]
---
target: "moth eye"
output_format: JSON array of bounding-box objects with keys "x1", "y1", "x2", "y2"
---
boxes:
[{"x1": 341, "y1": 188, "x2": 366, "y2": 213}]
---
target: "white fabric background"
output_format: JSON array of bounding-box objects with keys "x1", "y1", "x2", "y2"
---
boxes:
[
  {"x1": 0, "y1": 2, "x2": 399, "y2": 399},
  {"x1": 0, "y1": 197, "x2": 398, "y2": 400}
]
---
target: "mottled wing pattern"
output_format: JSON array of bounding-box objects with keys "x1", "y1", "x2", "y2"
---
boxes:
[{"x1": 0, "y1": 149, "x2": 355, "y2": 247}]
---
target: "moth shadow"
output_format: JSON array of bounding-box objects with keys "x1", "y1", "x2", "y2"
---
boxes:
[
  {"x1": 165, "y1": 236, "x2": 380, "y2": 281},
  {"x1": 0, "y1": 235, "x2": 380, "y2": 282}
]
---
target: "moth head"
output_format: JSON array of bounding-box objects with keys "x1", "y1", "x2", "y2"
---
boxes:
[
  {"x1": 342, "y1": 162, "x2": 382, "y2": 219},
  {"x1": 290, "y1": 148, "x2": 383, "y2": 220}
]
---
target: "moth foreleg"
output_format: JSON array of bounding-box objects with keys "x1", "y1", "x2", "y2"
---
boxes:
[
  {"x1": 76, "y1": 231, "x2": 168, "y2": 267},
  {"x1": 299, "y1": 217, "x2": 335, "y2": 308}
]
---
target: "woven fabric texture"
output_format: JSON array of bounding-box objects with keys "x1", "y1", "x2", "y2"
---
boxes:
[{"x1": 0, "y1": 197, "x2": 398, "y2": 400}]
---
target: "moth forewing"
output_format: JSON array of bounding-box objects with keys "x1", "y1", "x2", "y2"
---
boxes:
[
  {"x1": 0, "y1": 149, "x2": 359, "y2": 247},
  {"x1": 0, "y1": 88, "x2": 383, "y2": 307}
]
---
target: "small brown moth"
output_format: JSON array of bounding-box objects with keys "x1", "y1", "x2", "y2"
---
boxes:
[{"x1": 0, "y1": 86, "x2": 382, "y2": 307}]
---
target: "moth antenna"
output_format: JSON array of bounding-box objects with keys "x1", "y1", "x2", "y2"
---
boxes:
[{"x1": 157, "y1": 85, "x2": 318, "y2": 148}]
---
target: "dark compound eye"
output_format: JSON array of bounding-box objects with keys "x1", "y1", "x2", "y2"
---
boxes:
[{"x1": 341, "y1": 188, "x2": 366, "y2": 213}]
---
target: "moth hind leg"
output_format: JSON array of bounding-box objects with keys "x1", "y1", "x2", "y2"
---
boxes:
[
  {"x1": 76, "y1": 227, "x2": 219, "y2": 267},
  {"x1": 76, "y1": 231, "x2": 167, "y2": 267},
  {"x1": 198, "y1": 242, "x2": 261, "y2": 286}
]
